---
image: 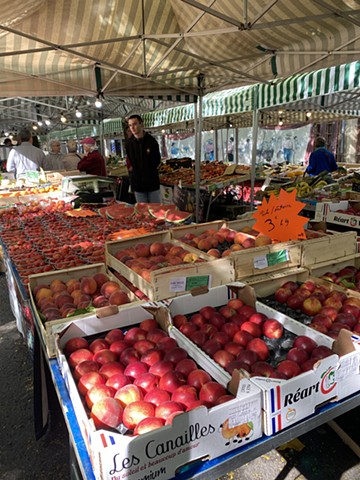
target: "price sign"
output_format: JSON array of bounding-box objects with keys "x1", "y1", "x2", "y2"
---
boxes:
[{"x1": 252, "y1": 189, "x2": 308, "y2": 242}]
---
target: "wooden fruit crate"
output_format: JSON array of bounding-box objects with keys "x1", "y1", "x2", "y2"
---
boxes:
[
  {"x1": 105, "y1": 231, "x2": 235, "y2": 301},
  {"x1": 301, "y1": 231, "x2": 357, "y2": 267},
  {"x1": 232, "y1": 240, "x2": 302, "y2": 280},
  {"x1": 170, "y1": 220, "x2": 227, "y2": 240},
  {"x1": 29, "y1": 263, "x2": 142, "y2": 358}
]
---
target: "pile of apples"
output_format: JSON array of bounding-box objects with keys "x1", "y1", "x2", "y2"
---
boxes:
[
  {"x1": 320, "y1": 265, "x2": 360, "y2": 293},
  {"x1": 271, "y1": 279, "x2": 360, "y2": 338},
  {"x1": 172, "y1": 298, "x2": 333, "y2": 379},
  {"x1": 177, "y1": 226, "x2": 273, "y2": 258},
  {"x1": 64, "y1": 319, "x2": 234, "y2": 435},
  {"x1": 113, "y1": 241, "x2": 206, "y2": 283},
  {"x1": 33, "y1": 272, "x2": 130, "y2": 322}
]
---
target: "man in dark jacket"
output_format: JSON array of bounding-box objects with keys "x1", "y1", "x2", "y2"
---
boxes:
[
  {"x1": 125, "y1": 115, "x2": 161, "y2": 203},
  {"x1": 306, "y1": 137, "x2": 338, "y2": 176}
]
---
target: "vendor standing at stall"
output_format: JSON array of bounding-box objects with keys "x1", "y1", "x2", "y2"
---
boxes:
[
  {"x1": 77, "y1": 138, "x2": 107, "y2": 176},
  {"x1": 305, "y1": 136, "x2": 338, "y2": 176},
  {"x1": 125, "y1": 114, "x2": 161, "y2": 203}
]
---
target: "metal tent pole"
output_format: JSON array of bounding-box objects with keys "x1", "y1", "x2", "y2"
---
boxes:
[
  {"x1": 250, "y1": 84, "x2": 259, "y2": 211},
  {"x1": 195, "y1": 74, "x2": 205, "y2": 223}
]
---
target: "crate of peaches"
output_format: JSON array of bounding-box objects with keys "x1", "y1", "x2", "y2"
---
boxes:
[
  {"x1": 161, "y1": 283, "x2": 360, "y2": 435},
  {"x1": 55, "y1": 304, "x2": 262, "y2": 480},
  {"x1": 29, "y1": 263, "x2": 142, "y2": 357},
  {"x1": 172, "y1": 222, "x2": 302, "y2": 280},
  {"x1": 105, "y1": 231, "x2": 234, "y2": 301}
]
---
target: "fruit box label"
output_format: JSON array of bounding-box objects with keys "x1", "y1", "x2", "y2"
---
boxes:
[
  {"x1": 326, "y1": 211, "x2": 360, "y2": 228},
  {"x1": 90, "y1": 394, "x2": 262, "y2": 480}
]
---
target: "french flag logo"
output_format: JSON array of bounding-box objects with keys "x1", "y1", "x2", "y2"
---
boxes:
[
  {"x1": 100, "y1": 433, "x2": 116, "y2": 448},
  {"x1": 270, "y1": 385, "x2": 282, "y2": 434}
]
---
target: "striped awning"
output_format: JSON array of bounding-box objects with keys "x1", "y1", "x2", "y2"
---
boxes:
[{"x1": 258, "y1": 61, "x2": 360, "y2": 113}]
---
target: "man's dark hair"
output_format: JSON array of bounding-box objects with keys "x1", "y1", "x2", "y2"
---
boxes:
[
  {"x1": 19, "y1": 128, "x2": 32, "y2": 142},
  {"x1": 127, "y1": 114, "x2": 143, "y2": 123},
  {"x1": 315, "y1": 136, "x2": 326, "y2": 148},
  {"x1": 3, "y1": 138, "x2": 12, "y2": 146}
]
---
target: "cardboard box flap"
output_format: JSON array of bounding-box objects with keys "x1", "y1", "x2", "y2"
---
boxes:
[
  {"x1": 190, "y1": 285, "x2": 209, "y2": 296},
  {"x1": 95, "y1": 305, "x2": 119, "y2": 318},
  {"x1": 333, "y1": 329, "x2": 356, "y2": 356}
]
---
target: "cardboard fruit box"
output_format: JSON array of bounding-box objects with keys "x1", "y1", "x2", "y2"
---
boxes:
[
  {"x1": 29, "y1": 263, "x2": 143, "y2": 358},
  {"x1": 55, "y1": 304, "x2": 262, "y2": 480},
  {"x1": 161, "y1": 282, "x2": 360, "y2": 436},
  {"x1": 105, "y1": 231, "x2": 235, "y2": 301}
]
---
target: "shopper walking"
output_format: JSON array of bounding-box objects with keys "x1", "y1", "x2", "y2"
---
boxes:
[
  {"x1": 77, "y1": 138, "x2": 107, "y2": 176},
  {"x1": 6, "y1": 128, "x2": 46, "y2": 177},
  {"x1": 305, "y1": 136, "x2": 338, "y2": 176},
  {"x1": 125, "y1": 114, "x2": 161, "y2": 203}
]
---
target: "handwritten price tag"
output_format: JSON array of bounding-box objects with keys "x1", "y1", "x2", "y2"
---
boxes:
[{"x1": 252, "y1": 189, "x2": 308, "y2": 242}]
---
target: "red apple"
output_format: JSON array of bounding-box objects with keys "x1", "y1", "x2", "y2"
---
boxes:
[
  {"x1": 134, "y1": 372, "x2": 159, "y2": 393},
  {"x1": 133, "y1": 417, "x2": 164, "y2": 435},
  {"x1": 105, "y1": 329, "x2": 124, "y2": 344},
  {"x1": 141, "y1": 349, "x2": 164, "y2": 367},
  {"x1": 105, "y1": 373, "x2": 132, "y2": 391},
  {"x1": 68, "y1": 348, "x2": 94, "y2": 369},
  {"x1": 123, "y1": 400, "x2": 155, "y2": 430},
  {"x1": 158, "y1": 371, "x2": 186, "y2": 393},
  {"x1": 91, "y1": 397, "x2": 123, "y2": 429},
  {"x1": 124, "y1": 327, "x2": 147, "y2": 345},
  {"x1": 189, "y1": 330, "x2": 209, "y2": 347},
  {"x1": 199, "y1": 381, "x2": 227, "y2": 403},
  {"x1": 114, "y1": 384, "x2": 143, "y2": 407},
  {"x1": 119, "y1": 347, "x2": 140, "y2": 365},
  {"x1": 64, "y1": 337, "x2": 89, "y2": 356},
  {"x1": 179, "y1": 322, "x2": 198, "y2": 338},
  {"x1": 227, "y1": 298, "x2": 244, "y2": 310},
  {"x1": 275, "y1": 287, "x2": 293, "y2": 304},
  {"x1": 85, "y1": 384, "x2": 115, "y2": 409},
  {"x1": 140, "y1": 318, "x2": 158, "y2": 332},
  {"x1": 277, "y1": 360, "x2": 302, "y2": 379},
  {"x1": 211, "y1": 331, "x2": 231, "y2": 346},
  {"x1": 249, "y1": 312, "x2": 268, "y2": 326},
  {"x1": 78, "y1": 371, "x2": 105, "y2": 396},
  {"x1": 73, "y1": 360, "x2": 99, "y2": 381},
  {"x1": 202, "y1": 339, "x2": 222, "y2": 357},
  {"x1": 187, "y1": 369, "x2": 212, "y2": 390},
  {"x1": 233, "y1": 330, "x2": 253, "y2": 347},
  {"x1": 311, "y1": 345, "x2": 334, "y2": 360},
  {"x1": 286, "y1": 347, "x2": 309, "y2": 365},
  {"x1": 281, "y1": 281, "x2": 298, "y2": 293},
  {"x1": 286, "y1": 294, "x2": 303, "y2": 310},
  {"x1": 123, "y1": 361, "x2": 149, "y2": 379},
  {"x1": 144, "y1": 389, "x2": 171, "y2": 407},
  {"x1": 238, "y1": 305, "x2": 257, "y2": 318},
  {"x1": 221, "y1": 322, "x2": 239, "y2": 338},
  {"x1": 149, "y1": 359, "x2": 174, "y2": 377},
  {"x1": 236, "y1": 349, "x2": 259, "y2": 367},
  {"x1": 246, "y1": 338, "x2": 269, "y2": 361},
  {"x1": 109, "y1": 340, "x2": 131, "y2": 356},
  {"x1": 301, "y1": 296, "x2": 323, "y2": 316},
  {"x1": 99, "y1": 362, "x2": 125, "y2": 379},
  {"x1": 312, "y1": 314, "x2": 333, "y2": 330},
  {"x1": 199, "y1": 306, "x2": 216, "y2": 320},
  {"x1": 190, "y1": 313, "x2": 207, "y2": 327},
  {"x1": 209, "y1": 312, "x2": 226, "y2": 329},
  {"x1": 226, "y1": 360, "x2": 251, "y2": 374},
  {"x1": 224, "y1": 342, "x2": 244, "y2": 357},
  {"x1": 172, "y1": 314, "x2": 188, "y2": 328},
  {"x1": 171, "y1": 385, "x2": 198, "y2": 409},
  {"x1": 293, "y1": 335, "x2": 318, "y2": 354},
  {"x1": 334, "y1": 312, "x2": 357, "y2": 329},
  {"x1": 164, "y1": 347, "x2": 188, "y2": 364},
  {"x1": 133, "y1": 339, "x2": 156, "y2": 354},
  {"x1": 155, "y1": 400, "x2": 184, "y2": 420},
  {"x1": 213, "y1": 350, "x2": 235, "y2": 368},
  {"x1": 240, "y1": 321, "x2": 262, "y2": 338},
  {"x1": 89, "y1": 338, "x2": 109, "y2": 354},
  {"x1": 175, "y1": 358, "x2": 197, "y2": 377},
  {"x1": 251, "y1": 361, "x2": 275, "y2": 377},
  {"x1": 262, "y1": 319, "x2": 283, "y2": 339}
]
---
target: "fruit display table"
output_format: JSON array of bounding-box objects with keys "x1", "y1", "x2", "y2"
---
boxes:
[{"x1": 46, "y1": 348, "x2": 360, "y2": 480}]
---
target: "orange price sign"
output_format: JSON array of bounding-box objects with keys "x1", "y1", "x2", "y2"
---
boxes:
[{"x1": 252, "y1": 189, "x2": 308, "y2": 242}]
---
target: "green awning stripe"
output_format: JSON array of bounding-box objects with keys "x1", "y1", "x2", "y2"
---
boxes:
[{"x1": 258, "y1": 60, "x2": 360, "y2": 109}]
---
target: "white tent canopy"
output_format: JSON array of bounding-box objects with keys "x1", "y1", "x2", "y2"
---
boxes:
[{"x1": 1, "y1": 0, "x2": 360, "y2": 133}]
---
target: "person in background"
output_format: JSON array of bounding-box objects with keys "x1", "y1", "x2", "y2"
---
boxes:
[
  {"x1": 1, "y1": 137, "x2": 12, "y2": 171},
  {"x1": 43, "y1": 139, "x2": 65, "y2": 171},
  {"x1": 62, "y1": 139, "x2": 82, "y2": 171},
  {"x1": 283, "y1": 134, "x2": 294, "y2": 164},
  {"x1": 306, "y1": 136, "x2": 338, "y2": 176},
  {"x1": 125, "y1": 114, "x2": 161, "y2": 203},
  {"x1": 7, "y1": 128, "x2": 45, "y2": 177},
  {"x1": 77, "y1": 137, "x2": 106, "y2": 176},
  {"x1": 227, "y1": 136, "x2": 234, "y2": 162},
  {"x1": 3, "y1": 138, "x2": 12, "y2": 147}
]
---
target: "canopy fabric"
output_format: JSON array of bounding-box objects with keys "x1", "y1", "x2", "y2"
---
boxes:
[
  {"x1": 1, "y1": 0, "x2": 360, "y2": 133},
  {"x1": 258, "y1": 60, "x2": 360, "y2": 112}
]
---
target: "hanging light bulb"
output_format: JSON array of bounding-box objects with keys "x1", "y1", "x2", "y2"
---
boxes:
[
  {"x1": 45, "y1": 119, "x2": 51, "y2": 126},
  {"x1": 306, "y1": 111, "x2": 312, "y2": 118},
  {"x1": 75, "y1": 108, "x2": 82, "y2": 118},
  {"x1": 37, "y1": 120, "x2": 43, "y2": 127},
  {"x1": 95, "y1": 94, "x2": 103, "y2": 108},
  {"x1": 60, "y1": 113, "x2": 67, "y2": 123},
  {"x1": 161, "y1": 129, "x2": 165, "y2": 134},
  {"x1": 32, "y1": 123, "x2": 38, "y2": 130},
  {"x1": 278, "y1": 118, "x2": 283, "y2": 126}
]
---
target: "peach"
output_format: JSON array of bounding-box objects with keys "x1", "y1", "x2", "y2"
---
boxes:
[
  {"x1": 207, "y1": 248, "x2": 221, "y2": 258},
  {"x1": 197, "y1": 238, "x2": 212, "y2": 251},
  {"x1": 50, "y1": 279, "x2": 67, "y2": 293},
  {"x1": 66, "y1": 279, "x2": 81, "y2": 294},
  {"x1": 92, "y1": 295, "x2": 110, "y2": 308},
  {"x1": 166, "y1": 255, "x2": 183, "y2": 265},
  {"x1": 183, "y1": 253, "x2": 199, "y2": 263},
  {"x1": 149, "y1": 242, "x2": 166, "y2": 256},
  {"x1": 80, "y1": 276, "x2": 97, "y2": 295},
  {"x1": 108, "y1": 290, "x2": 130, "y2": 306},
  {"x1": 35, "y1": 288, "x2": 53, "y2": 303},
  {"x1": 242, "y1": 237, "x2": 256, "y2": 249},
  {"x1": 55, "y1": 293, "x2": 75, "y2": 309},
  {"x1": 135, "y1": 243, "x2": 151, "y2": 257},
  {"x1": 101, "y1": 281, "x2": 121, "y2": 298},
  {"x1": 234, "y1": 232, "x2": 249, "y2": 245},
  {"x1": 255, "y1": 234, "x2": 272, "y2": 247},
  {"x1": 169, "y1": 246, "x2": 184, "y2": 256},
  {"x1": 74, "y1": 294, "x2": 92, "y2": 308},
  {"x1": 93, "y1": 273, "x2": 110, "y2": 289},
  {"x1": 123, "y1": 401, "x2": 155, "y2": 431}
]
